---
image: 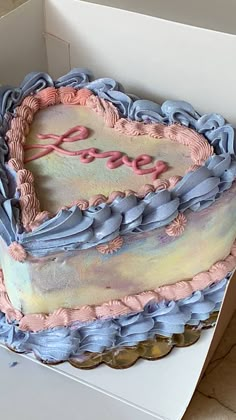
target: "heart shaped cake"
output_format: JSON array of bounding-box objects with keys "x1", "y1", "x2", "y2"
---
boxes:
[{"x1": 0, "y1": 68, "x2": 235, "y2": 368}]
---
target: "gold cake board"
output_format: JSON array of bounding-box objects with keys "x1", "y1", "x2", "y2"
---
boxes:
[{"x1": 68, "y1": 312, "x2": 218, "y2": 369}]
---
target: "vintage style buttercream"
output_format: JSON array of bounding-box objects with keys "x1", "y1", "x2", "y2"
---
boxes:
[{"x1": 0, "y1": 68, "x2": 235, "y2": 368}]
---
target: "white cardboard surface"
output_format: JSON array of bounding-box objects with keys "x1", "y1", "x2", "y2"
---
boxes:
[
  {"x1": 0, "y1": 328, "x2": 215, "y2": 420},
  {"x1": 45, "y1": 32, "x2": 71, "y2": 79},
  {"x1": 83, "y1": 0, "x2": 236, "y2": 35},
  {"x1": 0, "y1": 0, "x2": 47, "y2": 86},
  {"x1": 0, "y1": 1, "x2": 235, "y2": 419}
]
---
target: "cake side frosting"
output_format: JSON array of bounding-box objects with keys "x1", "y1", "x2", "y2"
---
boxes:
[
  {"x1": 1, "y1": 185, "x2": 236, "y2": 314},
  {"x1": 0, "y1": 242, "x2": 235, "y2": 331}
]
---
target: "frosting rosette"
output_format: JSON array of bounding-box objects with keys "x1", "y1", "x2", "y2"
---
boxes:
[
  {"x1": 54, "y1": 68, "x2": 93, "y2": 88},
  {"x1": 74, "y1": 320, "x2": 119, "y2": 353},
  {"x1": 84, "y1": 203, "x2": 122, "y2": 243},
  {"x1": 205, "y1": 153, "x2": 236, "y2": 193},
  {"x1": 171, "y1": 166, "x2": 221, "y2": 212},
  {"x1": 137, "y1": 189, "x2": 179, "y2": 232},
  {"x1": 129, "y1": 99, "x2": 166, "y2": 123},
  {"x1": 110, "y1": 194, "x2": 146, "y2": 233},
  {"x1": 161, "y1": 100, "x2": 200, "y2": 126},
  {"x1": 196, "y1": 115, "x2": 235, "y2": 155}
]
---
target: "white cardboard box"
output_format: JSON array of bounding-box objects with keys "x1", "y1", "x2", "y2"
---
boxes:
[{"x1": 0, "y1": 1, "x2": 235, "y2": 419}]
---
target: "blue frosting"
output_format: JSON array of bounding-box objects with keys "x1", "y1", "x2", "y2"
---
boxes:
[
  {"x1": 85, "y1": 77, "x2": 236, "y2": 156},
  {"x1": 54, "y1": 68, "x2": 93, "y2": 89},
  {"x1": 16, "y1": 158, "x2": 236, "y2": 256},
  {"x1": 0, "y1": 69, "x2": 235, "y2": 256},
  {"x1": 0, "y1": 277, "x2": 228, "y2": 363}
]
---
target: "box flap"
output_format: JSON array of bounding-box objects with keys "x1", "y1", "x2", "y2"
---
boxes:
[
  {"x1": 45, "y1": 0, "x2": 236, "y2": 125},
  {"x1": 82, "y1": 0, "x2": 236, "y2": 35},
  {"x1": 0, "y1": 0, "x2": 47, "y2": 86}
]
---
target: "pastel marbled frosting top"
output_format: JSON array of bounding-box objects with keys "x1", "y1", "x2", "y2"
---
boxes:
[{"x1": 25, "y1": 104, "x2": 193, "y2": 213}]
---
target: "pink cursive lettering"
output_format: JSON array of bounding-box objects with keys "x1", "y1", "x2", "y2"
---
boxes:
[{"x1": 24, "y1": 125, "x2": 168, "y2": 180}]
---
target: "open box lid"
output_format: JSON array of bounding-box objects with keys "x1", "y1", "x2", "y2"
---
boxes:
[
  {"x1": 1, "y1": 0, "x2": 236, "y2": 124},
  {"x1": 83, "y1": 0, "x2": 236, "y2": 34},
  {"x1": 0, "y1": 1, "x2": 235, "y2": 419}
]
